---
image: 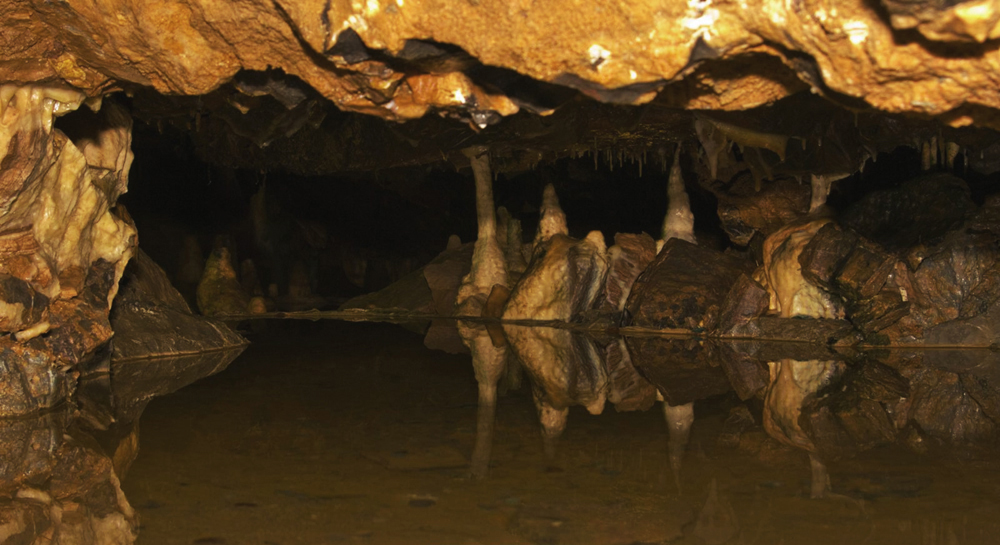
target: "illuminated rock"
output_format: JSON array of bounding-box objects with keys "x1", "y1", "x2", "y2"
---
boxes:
[
  {"x1": 0, "y1": 87, "x2": 136, "y2": 416},
  {"x1": 455, "y1": 149, "x2": 507, "y2": 317},
  {"x1": 756, "y1": 218, "x2": 845, "y2": 319}
]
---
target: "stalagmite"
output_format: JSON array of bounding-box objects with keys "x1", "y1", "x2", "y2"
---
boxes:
[
  {"x1": 531, "y1": 183, "x2": 569, "y2": 250},
  {"x1": 660, "y1": 146, "x2": 697, "y2": 251},
  {"x1": 946, "y1": 142, "x2": 961, "y2": 169},
  {"x1": 808, "y1": 173, "x2": 849, "y2": 213},
  {"x1": 455, "y1": 147, "x2": 508, "y2": 317}
]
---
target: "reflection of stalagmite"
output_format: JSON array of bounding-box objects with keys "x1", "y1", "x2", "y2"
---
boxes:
[
  {"x1": 503, "y1": 325, "x2": 608, "y2": 464},
  {"x1": 660, "y1": 147, "x2": 696, "y2": 249},
  {"x1": 663, "y1": 401, "x2": 694, "y2": 491},
  {"x1": 456, "y1": 148, "x2": 508, "y2": 317},
  {"x1": 763, "y1": 359, "x2": 842, "y2": 498},
  {"x1": 460, "y1": 321, "x2": 508, "y2": 479}
]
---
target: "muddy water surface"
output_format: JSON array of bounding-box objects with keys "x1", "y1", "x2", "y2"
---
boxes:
[{"x1": 115, "y1": 321, "x2": 1000, "y2": 544}]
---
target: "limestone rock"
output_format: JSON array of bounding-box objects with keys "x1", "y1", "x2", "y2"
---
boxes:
[
  {"x1": 0, "y1": 87, "x2": 136, "y2": 415},
  {"x1": 598, "y1": 232, "x2": 657, "y2": 315},
  {"x1": 715, "y1": 273, "x2": 769, "y2": 337},
  {"x1": 0, "y1": 274, "x2": 49, "y2": 334},
  {"x1": 423, "y1": 241, "x2": 474, "y2": 316},
  {"x1": 712, "y1": 175, "x2": 811, "y2": 247},
  {"x1": 833, "y1": 237, "x2": 898, "y2": 301},
  {"x1": 901, "y1": 230, "x2": 1000, "y2": 336},
  {"x1": 842, "y1": 174, "x2": 975, "y2": 252},
  {"x1": 10, "y1": 0, "x2": 1000, "y2": 130},
  {"x1": 503, "y1": 232, "x2": 608, "y2": 322},
  {"x1": 798, "y1": 223, "x2": 859, "y2": 290},
  {"x1": 111, "y1": 249, "x2": 247, "y2": 362},
  {"x1": 625, "y1": 238, "x2": 753, "y2": 331},
  {"x1": 756, "y1": 218, "x2": 844, "y2": 320}
]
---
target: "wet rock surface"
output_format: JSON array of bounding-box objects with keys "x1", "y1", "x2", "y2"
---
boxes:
[
  {"x1": 625, "y1": 238, "x2": 753, "y2": 331},
  {"x1": 111, "y1": 249, "x2": 247, "y2": 362}
]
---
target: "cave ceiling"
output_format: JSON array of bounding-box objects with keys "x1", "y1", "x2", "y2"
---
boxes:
[{"x1": 8, "y1": 0, "x2": 1000, "y2": 177}]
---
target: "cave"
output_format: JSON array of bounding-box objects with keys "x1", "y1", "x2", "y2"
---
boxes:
[{"x1": 4, "y1": 1, "x2": 1000, "y2": 543}]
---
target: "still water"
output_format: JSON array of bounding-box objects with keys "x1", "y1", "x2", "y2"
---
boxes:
[{"x1": 4, "y1": 320, "x2": 1000, "y2": 544}]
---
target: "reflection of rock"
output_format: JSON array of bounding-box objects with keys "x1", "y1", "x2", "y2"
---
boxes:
[
  {"x1": 691, "y1": 479, "x2": 739, "y2": 545},
  {"x1": 0, "y1": 407, "x2": 137, "y2": 544},
  {"x1": 763, "y1": 359, "x2": 844, "y2": 498},
  {"x1": 625, "y1": 239, "x2": 752, "y2": 330},
  {"x1": 882, "y1": 351, "x2": 999, "y2": 444},
  {"x1": 112, "y1": 249, "x2": 247, "y2": 361},
  {"x1": 799, "y1": 360, "x2": 906, "y2": 458},
  {"x1": 603, "y1": 338, "x2": 657, "y2": 412},
  {"x1": 625, "y1": 337, "x2": 732, "y2": 406},
  {"x1": 95, "y1": 348, "x2": 246, "y2": 425},
  {"x1": 503, "y1": 325, "x2": 607, "y2": 461}
]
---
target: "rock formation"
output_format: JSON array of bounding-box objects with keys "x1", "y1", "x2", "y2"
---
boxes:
[
  {"x1": 0, "y1": 87, "x2": 136, "y2": 417},
  {"x1": 455, "y1": 148, "x2": 508, "y2": 317}
]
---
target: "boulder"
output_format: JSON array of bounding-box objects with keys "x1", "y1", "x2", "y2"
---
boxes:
[
  {"x1": 598, "y1": 232, "x2": 657, "y2": 315},
  {"x1": 503, "y1": 232, "x2": 608, "y2": 322},
  {"x1": 842, "y1": 173, "x2": 975, "y2": 252},
  {"x1": 625, "y1": 238, "x2": 753, "y2": 330},
  {"x1": 111, "y1": 249, "x2": 247, "y2": 362}
]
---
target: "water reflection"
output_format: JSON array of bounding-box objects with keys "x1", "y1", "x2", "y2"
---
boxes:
[
  {"x1": 457, "y1": 321, "x2": 1000, "y2": 504},
  {"x1": 0, "y1": 348, "x2": 244, "y2": 544},
  {"x1": 7, "y1": 320, "x2": 1000, "y2": 543}
]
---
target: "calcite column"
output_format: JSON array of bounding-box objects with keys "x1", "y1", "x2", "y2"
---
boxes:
[{"x1": 0, "y1": 87, "x2": 137, "y2": 417}]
